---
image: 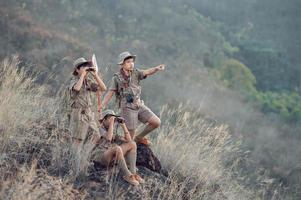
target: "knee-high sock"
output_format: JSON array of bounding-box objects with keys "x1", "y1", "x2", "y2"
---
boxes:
[
  {"x1": 126, "y1": 149, "x2": 137, "y2": 174},
  {"x1": 118, "y1": 157, "x2": 132, "y2": 177}
]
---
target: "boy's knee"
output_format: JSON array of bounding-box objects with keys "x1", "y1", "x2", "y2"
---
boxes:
[
  {"x1": 151, "y1": 117, "x2": 161, "y2": 128},
  {"x1": 129, "y1": 141, "x2": 137, "y2": 149},
  {"x1": 115, "y1": 146, "x2": 123, "y2": 158}
]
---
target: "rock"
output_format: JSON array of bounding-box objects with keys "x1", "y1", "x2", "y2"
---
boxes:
[{"x1": 136, "y1": 143, "x2": 162, "y2": 173}]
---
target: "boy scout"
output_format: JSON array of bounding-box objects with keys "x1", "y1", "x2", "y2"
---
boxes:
[
  {"x1": 102, "y1": 51, "x2": 165, "y2": 145},
  {"x1": 68, "y1": 57, "x2": 106, "y2": 149},
  {"x1": 91, "y1": 110, "x2": 144, "y2": 186}
]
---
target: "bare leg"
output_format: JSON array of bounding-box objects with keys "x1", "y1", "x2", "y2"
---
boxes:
[
  {"x1": 120, "y1": 141, "x2": 145, "y2": 184},
  {"x1": 135, "y1": 115, "x2": 161, "y2": 141},
  {"x1": 120, "y1": 141, "x2": 137, "y2": 174},
  {"x1": 101, "y1": 146, "x2": 132, "y2": 177}
]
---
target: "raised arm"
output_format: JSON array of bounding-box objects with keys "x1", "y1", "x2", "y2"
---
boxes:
[
  {"x1": 120, "y1": 122, "x2": 132, "y2": 141},
  {"x1": 91, "y1": 71, "x2": 107, "y2": 91},
  {"x1": 73, "y1": 68, "x2": 87, "y2": 91},
  {"x1": 142, "y1": 64, "x2": 165, "y2": 76},
  {"x1": 105, "y1": 116, "x2": 115, "y2": 142},
  {"x1": 102, "y1": 75, "x2": 119, "y2": 109}
]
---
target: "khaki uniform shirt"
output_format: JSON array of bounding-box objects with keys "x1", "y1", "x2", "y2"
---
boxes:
[
  {"x1": 109, "y1": 68, "x2": 147, "y2": 108},
  {"x1": 68, "y1": 76, "x2": 100, "y2": 140}
]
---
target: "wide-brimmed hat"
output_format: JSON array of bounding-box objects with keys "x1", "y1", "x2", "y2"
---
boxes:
[
  {"x1": 72, "y1": 57, "x2": 91, "y2": 75},
  {"x1": 99, "y1": 110, "x2": 120, "y2": 122},
  {"x1": 117, "y1": 51, "x2": 136, "y2": 65}
]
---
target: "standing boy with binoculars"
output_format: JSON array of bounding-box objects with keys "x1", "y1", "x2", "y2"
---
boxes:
[{"x1": 68, "y1": 57, "x2": 106, "y2": 151}]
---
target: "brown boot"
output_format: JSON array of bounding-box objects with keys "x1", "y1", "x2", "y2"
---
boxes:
[
  {"x1": 123, "y1": 174, "x2": 139, "y2": 186},
  {"x1": 135, "y1": 137, "x2": 152, "y2": 146},
  {"x1": 133, "y1": 174, "x2": 145, "y2": 184}
]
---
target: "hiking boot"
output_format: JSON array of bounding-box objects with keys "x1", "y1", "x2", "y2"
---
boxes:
[
  {"x1": 135, "y1": 137, "x2": 152, "y2": 146},
  {"x1": 134, "y1": 174, "x2": 145, "y2": 184},
  {"x1": 123, "y1": 175, "x2": 139, "y2": 186}
]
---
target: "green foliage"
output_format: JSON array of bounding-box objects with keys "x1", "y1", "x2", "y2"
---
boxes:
[
  {"x1": 234, "y1": 40, "x2": 293, "y2": 91},
  {"x1": 258, "y1": 91, "x2": 301, "y2": 122},
  {"x1": 213, "y1": 58, "x2": 301, "y2": 122},
  {"x1": 215, "y1": 59, "x2": 257, "y2": 95}
]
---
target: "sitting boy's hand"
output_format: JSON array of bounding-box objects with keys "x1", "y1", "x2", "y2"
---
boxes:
[{"x1": 116, "y1": 117, "x2": 125, "y2": 123}]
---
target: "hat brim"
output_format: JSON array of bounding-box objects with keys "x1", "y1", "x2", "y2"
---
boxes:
[
  {"x1": 73, "y1": 61, "x2": 92, "y2": 75},
  {"x1": 118, "y1": 55, "x2": 136, "y2": 65},
  {"x1": 74, "y1": 61, "x2": 91, "y2": 69}
]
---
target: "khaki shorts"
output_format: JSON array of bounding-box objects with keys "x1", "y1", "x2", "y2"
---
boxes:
[
  {"x1": 69, "y1": 107, "x2": 100, "y2": 141},
  {"x1": 120, "y1": 102, "x2": 156, "y2": 130},
  {"x1": 91, "y1": 137, "x2": 116, "y2": 164}
]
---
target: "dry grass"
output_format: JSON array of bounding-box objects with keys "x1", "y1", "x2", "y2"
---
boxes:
[
  {"x1": 1, "y1": 161, "x2": 86, "y2": 200},
  {"x1": 0, "y1": 57, "x2": 85, "y2": 200},
  {"x1": 0, "y1": 56, "x2": 56, "y2": 144},
  {"x1": 143, "y1": 104, "x2": 258, "y2": 200}
]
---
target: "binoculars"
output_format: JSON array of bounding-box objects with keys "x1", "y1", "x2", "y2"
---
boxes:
[
  {"x1": 126, "y1": 94, "x2": 134, "y2": 103},
  {"x1": 115, "y1": 117, "x2": 125, "y2": 123},
  {"x1": 85, "y1": 67, "x2": 95, "y2": 72}
]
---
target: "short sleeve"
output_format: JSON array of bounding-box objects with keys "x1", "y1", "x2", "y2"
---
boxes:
[
  {"x1": 109, "y1": 76, "x2": 118, "y2": 91},
  {"x1": 136, "y1": 68, "x2": 147, "y2": 80},
  {"x1": 68, "y1": 77, "x2": 78, "y2": 91},
  {"x1": 99, "y1": 127, "x2": 107, "y2": 137}
]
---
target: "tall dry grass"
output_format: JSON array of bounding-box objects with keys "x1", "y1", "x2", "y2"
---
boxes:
[
  {"x1": 139, "y1": 104, "x2": 258, "y2": 200},
  {"x1": 0, "y1": 56, "x2": 56, "y2": 143},
  {"x1": 0, "y1": 57, "x2": 81, "y2": 199},
  {"x1": 2, "y1": 160, "x2": 85, "y2": 200}
]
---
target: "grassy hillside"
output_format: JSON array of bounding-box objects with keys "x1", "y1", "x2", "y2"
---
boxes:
[{"x1": 1, "y1": 1, "x2": 301, "y2": 199}]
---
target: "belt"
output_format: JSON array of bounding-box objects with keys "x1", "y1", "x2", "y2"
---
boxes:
[
  {"x1": 71, "y1": 102, "x2": 91, "y2": 109},
  {"x1": 71, "y1": 107, "x2": 90, "y2": 114}
]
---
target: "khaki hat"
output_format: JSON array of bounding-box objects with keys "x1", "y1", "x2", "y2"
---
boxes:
[
  {"x1": 72, "y1": 57, "x2": 91, "y2": 75},
  {"x1": 117, "y1": 51, "x2": 136, "y2": 65},
  {"x1": 99, "y1": 110, "x2": 120, "y2": 122}
]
